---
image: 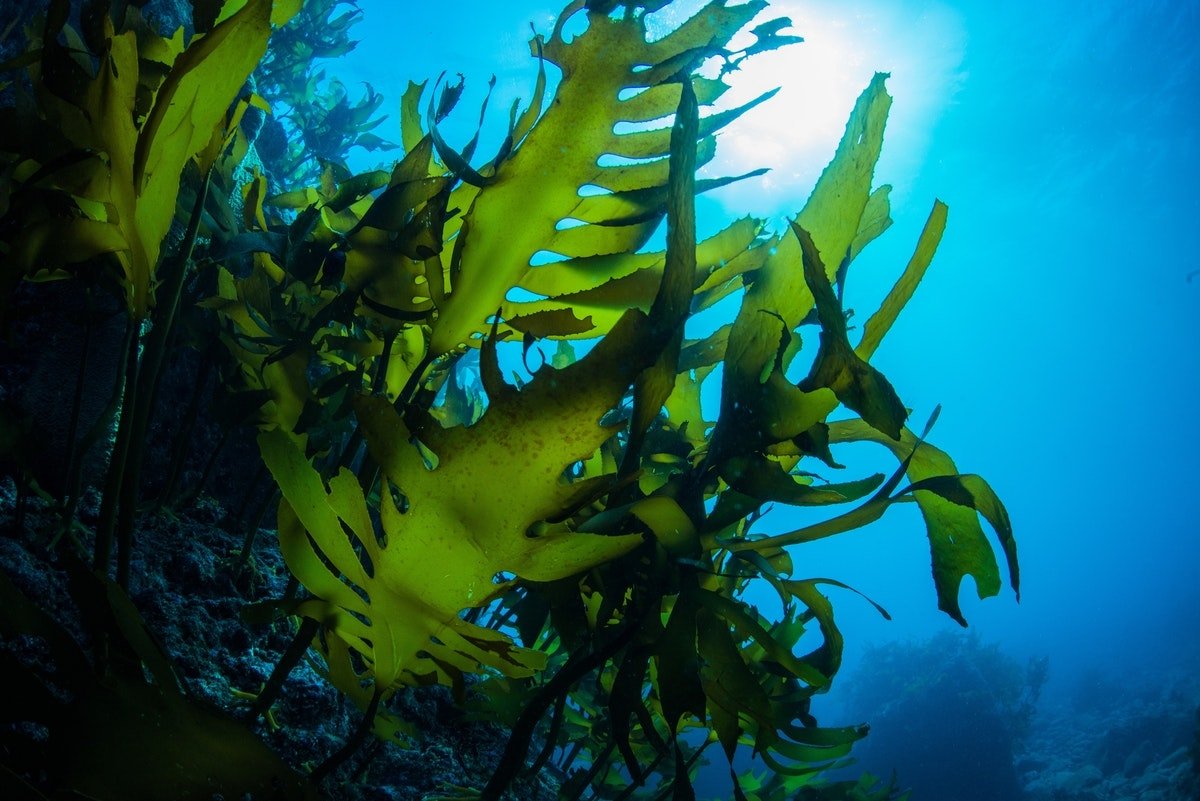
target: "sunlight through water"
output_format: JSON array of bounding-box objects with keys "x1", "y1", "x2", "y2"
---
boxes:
[{"x1": 646, "y1": 0, "x2": 967, "y2": 224}]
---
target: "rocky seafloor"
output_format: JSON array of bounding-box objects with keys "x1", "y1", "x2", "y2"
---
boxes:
[
  {"x1": 1017, "y1": 682, "x2": 1199, "y2": 801},
  {"x1": 3, "y1": 476, "x2": 1197, "y2": 801},
  {"x1": 0, "y1": 479, "x2": 558, "y2": 801}
]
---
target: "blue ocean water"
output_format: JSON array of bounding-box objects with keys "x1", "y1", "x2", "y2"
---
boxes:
[{"x1": 333, "y1": 1, "x2": 1200, "y2": 797}]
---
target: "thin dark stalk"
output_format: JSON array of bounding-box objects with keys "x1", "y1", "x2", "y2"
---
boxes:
[
  {"x1": 310, "y1": 686, "x2": 384, "y2": 784},
  {"x1": 648, "y1": 741, "x2": 710, "y2": 801},
  {"x1": 60, "y1": 306, "x2": 125, "y2": 544},
  {"x1": 612, "y1": 751, "x2": 667, "y2": 801},
  {"x1": 229, "y1": 460, "x2": 268, "y2": 532},
  {"x1": 157, "y1": 347, "x2": 216, "y2": 508},
  {"x1": 94, "y1": 318, "x2": 140, "y2": 578},
  {"x1": 486, "y1": 603, "x2": 518, "y2": 631},
  {"x1": 480, "y1": 614, "x2": 644, "y2": 801},
  {"x1": 61, "y1": 288, "x2": 92, "y2": 508},
  {"x1": 372, "y1": 329, "x2": 397, "y2": 395},
  {"x1": 394, "y1": 352, "x2": 434, "y2": 414},
  {"x1": 177, "y1": 423, "x2": 233, "y2": 507},
  {"x1": 115, "y1": 166, "x2": 212, "y2": 587},
  {"x1": 248, "y1": 616, "x2": 319, "y2": 721},
  {"x1": 235, "y1": 489, "x2": 279, "y2": 569},
  {"x1": 332, "y1": 424, "x2": 362, "y2": 472},
  {"x1": 563, "y1": 739, "x2": 618, "y2": 801},
  {"x1": 559, "y1": 737, "x2": 585, "y2": 774},
  {"x1": 355, "y1": 460, "x2": 378, "y2": 496},
  {"x1": 523, "y1": 690, "x2": 567, "y2": 778}
]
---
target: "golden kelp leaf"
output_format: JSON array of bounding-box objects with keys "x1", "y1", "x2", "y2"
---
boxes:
[
  {"x1": 8, "y1": 218, "x2": 129, "y2": 275},
  {"x1": 623, "y1": 75, "x2": 699, "y2": 471},
  {"x1": 260, "y1": 431, "x2": 551, "y2": 690},
  {"x1": 848, "y1": 184, "x2": 893, "y2": 265},
  {"x1": 131, "y1": 0, "x2": 273, "y2": 316},
  {"x1": 501, "y1": 219, "x2": 763, "y2": 340},
  {"x1": 855, "y1": 199, "x2": 948, "y2": 360},
  {"x1": 258, "y1": 290, "x2": 721, "y2": 690},
  {"x1": 210, "y1": 266, "x2": 309, "y2": 431},
  {"x1": 214, "y1": 0, "x2": 303, "y2": 27},
  {"x1": 399, "y1": 80, "x2": 428, "y2": 156},
  {"x1": 794, "y1": 222, "x2": 907, "y2": 440},
  {"x1": 274, "y1": 175, "x2": 706, "y2": 689},
  {"x1": 428, "y1": 1, "x2": 780, "y2": 355},
  {"x1": 506, "y1": 308, "x2": 596, "y2": 338},
  {"x1": 711, "y1": 74, "x2": 894, "y2": 461}
]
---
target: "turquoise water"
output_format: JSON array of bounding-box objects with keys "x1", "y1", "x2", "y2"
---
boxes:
[
  {"x1": 332, "y1": 1, "x2": 1200, "y2": 796},
  {"x1": 0, "y1": 1, "x2": 1194, "y2": 798},
  {"x1": 339, "y1": 0, "x2": 1199, "y2": 685}
]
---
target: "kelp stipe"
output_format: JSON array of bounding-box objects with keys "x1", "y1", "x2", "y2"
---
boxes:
[{"x1": 0, "y1": 0, "x2": 303, "y2": 586}]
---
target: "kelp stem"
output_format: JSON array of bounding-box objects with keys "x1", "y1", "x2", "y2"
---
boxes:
[
  {"x1": 178, "y1": 423, "x2": 233, "y2": 508},
  {"x1": 61, "y1": 287, "x2": 92, "y2": 509},
  {"x1": 310, "y1": 685, "x2": 384, "y2": 784},
  {"x1": 94, "y1": 318, "x2": 140, "y2": 578},
  {"x1": 229, "y1": 460, "x2": 269, "y2": 530},
  {"x1": 157, "y1": 345, "x2": 216, "y2": 508},
  {"x1": 561, "y1": 738, "x2": 617, "y2": 801},
  {"x1": 59, "y1": 341, "x2": 129, "y2": 543},
  {"x1": 235, "y1": 488, "x2": 279, "y2": 569},
  {"x1": 480, "y1": 615, "x2": 644, "y2": 801},
  {"x1": 115, "y1": 167, "x2": 213, "y2": 586},
  {"x1": 649, "y1": 740, "x2": 710, "y2": 801},
  {"x1": 372, "y1": 328, "x2": 397, "y2": 395},
  {"x1": 248, "y1": 615, "x2": 319, "y2": 721},
  {"x1": 522, "y1": 690, "x2": 567, "y2": 778}
]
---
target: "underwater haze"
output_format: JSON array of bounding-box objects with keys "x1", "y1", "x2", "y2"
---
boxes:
[
  {"x1": 0, "y1": 0, "x2": 1197, "y2": 799},
  {"x1": 336, "y1": 0, "x2": 1200, "y2": 797}
]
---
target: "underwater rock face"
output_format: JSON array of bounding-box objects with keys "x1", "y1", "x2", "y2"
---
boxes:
[
  {"x1": 838, "y1": 633, "x2": 1039, "y2": 800},
  {"x1": 842, "y1": 634, "x2": 1200, "y2": 801},
  {"x1": 853, "y1": 690, "x2": 1024, "y2": 801},
  {"x1": 0, "y1": 484, "x2": 559, "y2": 801},
  {"x1": 1020, "y1": 684, "x2": 1199, "y2": 801}
]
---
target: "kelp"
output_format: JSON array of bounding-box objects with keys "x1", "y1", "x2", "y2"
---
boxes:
[
  {"x1": 0, "y1": 0, "x2": 302, "y2": 588},
  {"x1": 251, "y1": 0, "x2": 395, "y2": 189},
  {"x1": 0, "y1": 1, "x2": 1015, "y2": 798},
  {"x1": 0, "y1": 0, "x2": 295, "y2": 318},
  {"x1": 202, "y1": 3, "x2": 1018, "y2": 799}
]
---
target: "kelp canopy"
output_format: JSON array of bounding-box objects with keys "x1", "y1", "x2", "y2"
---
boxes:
[{"x1": 0, "y1": 1, "x2": 1017, "y2": 799}]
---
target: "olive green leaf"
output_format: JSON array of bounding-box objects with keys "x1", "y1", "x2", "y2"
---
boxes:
[
  {"x1": 9, "y1": 0, "x2": 284, "y2": 317},
  {"x1": 794, "y1": 222, "x2": 908, "y2": 440},
  {"x1": 710, "y1": 74, "x2": 895, "y2": 462},
  {"x1": 428, "y1": 0, "x2": 788, "y2": 355},
  {"x1": 720, "y1": 455, "x2": 884, "y2": 507},
  {"x1": 856, "y1": 199, "x2": 948, "y2": 360},
  {"x1": 828, "y1": 418, "x2": 1017, "y2": 625}
]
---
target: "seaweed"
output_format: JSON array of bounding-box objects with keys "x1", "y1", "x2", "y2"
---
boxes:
[
  {"x1": 204, "y1": 3, "x2": 1017, "y2": 798},
  {"x1": 251, "y1": 0, "x2": 397, "y2": 190},
  {"x1": 0, "y1": 1, "x2": 1018, "y2": 799}
]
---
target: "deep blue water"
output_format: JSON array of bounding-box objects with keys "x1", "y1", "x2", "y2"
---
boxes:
[{"x1": 334, "y1": 1, "x2": 1200, "y2": 796}]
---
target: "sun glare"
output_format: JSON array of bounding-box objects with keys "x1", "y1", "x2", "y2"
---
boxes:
[
  {"x1": 649, "y1": 0, "x2": 967, "y2": 224},
  {"x1": 348, "y1": 1, "x2": 965, "y2": 226}
]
